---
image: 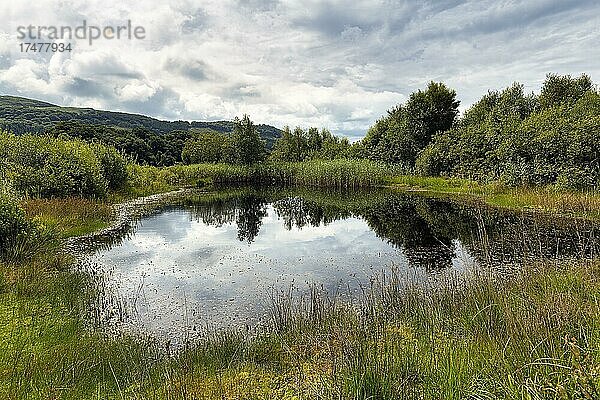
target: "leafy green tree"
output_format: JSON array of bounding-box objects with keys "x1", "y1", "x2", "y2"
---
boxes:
[
  {"x1": 220, "y1": 135, "x2": 238, "y2": 164},
  {"x1": 362, "y1": 82, "x2": 459, "y2": 167},
  {"x1": 271, "y1": 127, "x2": 353, "y2": 161},
  {"x1": 349, "y1": 141, "x2": 367, "y2": 159},
  {"x1": 539, "y1": 73, "x2": 593, "y2": 109},
  {"x1": 416, "y1": 74, "x2": 599, "y2": 189},
  {"x1": 49, "y1": 122, "x2": 192, "y2": 166},
  {"x1": 271, "y1": 126, "x2": 308, "y2": 162},
  {"x1": 404, "y1": 82, "x2": 460, "y2": 150},
  {"x1": 181, "y1": 130, "x2": 226, "y2": 164},
  {"x1": 314, "y1": 130, "x2": 351, "y2": 160},
  {"x1": 307, "y1": 127, "x2": 323, "y2": 153},
  {"x1": 232, "y1": 115, "x2": 266, "y2": 165},
  {"x1": 362, "y1": 117, "x2": 389, "y2": 161}
]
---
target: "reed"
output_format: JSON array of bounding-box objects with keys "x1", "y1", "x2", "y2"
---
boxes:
[
  {"x1": 22, "y1": 198, "x2": 113, "y2": 238},
  {"x1": 125, "y1": 159, "x2": 397, "y2": 197}
]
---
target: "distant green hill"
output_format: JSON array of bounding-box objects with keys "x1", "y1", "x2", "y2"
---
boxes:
[{"x1": 0, "y1": 95, "x2": 282, "y2": 148}]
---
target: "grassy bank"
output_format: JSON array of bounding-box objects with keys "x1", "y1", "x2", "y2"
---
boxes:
[
  {"x1": 163, "y1": 259, "x2": 600, "y2": 399},
  {"x1": 390, "y1": 175, "x2": 600, "y2": 220},
  {"x1": 21, "y1": 198, "x2": 113, "y2": 238}
]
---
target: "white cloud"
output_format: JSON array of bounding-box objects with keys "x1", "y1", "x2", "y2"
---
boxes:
[
  {"x1": 0, "y1": 59, "x2": 53, "y2": 94},
  {"x1": 117, "y1": 81, "x2": 158, "y2": 102}
]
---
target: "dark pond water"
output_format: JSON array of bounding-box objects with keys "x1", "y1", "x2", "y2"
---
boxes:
[{"x1": 88, "y1": 187, "x2": 599, "y2": 341}]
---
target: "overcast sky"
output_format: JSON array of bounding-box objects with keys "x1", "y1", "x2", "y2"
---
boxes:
[{"x1": 1, "y1": 0, "x2": 598, "y2": 139}]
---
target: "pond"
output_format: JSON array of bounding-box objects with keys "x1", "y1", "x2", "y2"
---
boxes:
[{"x1": 86, "y1": 187, "x2": 599, "y2": 342}]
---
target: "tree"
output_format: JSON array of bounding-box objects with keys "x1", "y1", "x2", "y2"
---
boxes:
[
  {"x1": 232, "y1": 115, "x2": 266, "y2": 165},
  {"x1": 362, "y1": 82, "x2": 459, "y2": 167},
  {"x1": 416, "y1": 74, "x2": 600, "y2": 189},
  {"x1": 315, "y1": 130, "x2": 351, "y2": 159},
  {"x1": 181, "y1": 130, "x2": 225, "y2": 164},
  {"x1": 271, "y1": 127, "x2": 352, "y2": 161},
  {"x1": 307, "y1": 127, "x2": 322, "y2": 153},
  {"x1": 271, "y1": 126, "x2": 292, "y2": 161},
  {"x1": 404, "y1": 82, "x2": 460, "y2": 151},
  {"x1": 49, "y1": 121, "x2": 192, "y2": 166},
  {"x1": 539, "y1": 73, "x2": 593, "y2": 109}
]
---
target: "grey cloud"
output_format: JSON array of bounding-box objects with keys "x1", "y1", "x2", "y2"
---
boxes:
[
  {"x1": 99, "y1": 71, "x2": 143, "y2": 79},
  {"x1": 405, "y1": 0, "x2": 599, "y2": 43},
  {"x1": 0, "y1": 54, "x2": 10, "y2": 69},
  {"x1": 234, "y1": 0, "x2": 280, "y2": 12},
  {"x1": 163, "y1": 57, "x2": 210, "y2": 80},
  {"x1": 181, "y1": 8, "x2": 209, "y2": 34},
  {"x1": 64, "y1": 77, "x2": 114, "y2": 98},
  {"x1": 233, "y1": 85, "x2": 261, "y2": 99},
  {"x1": 469, "y1": 0, "x2": 598, "y2": 35},
  {"x1": 292, "y1": 3, "x2": 393, "y2": 37},
  {"x1": 120, "y1": 87, "x2": 185, "y2": 120}
]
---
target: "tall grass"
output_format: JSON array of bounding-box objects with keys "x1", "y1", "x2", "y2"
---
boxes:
[
  {"x1": 177, "y1": 261, "x2": 600, "y2": 399},
  {"x1": 22, "y1": 198, "x2": 114, "y2": 238},
  {"x1": 125, "y1": 159, "x2": 398, "y2": 197}
]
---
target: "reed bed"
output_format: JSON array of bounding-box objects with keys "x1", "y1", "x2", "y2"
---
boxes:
[{"x1": 126, "y1": 159, "x2": 396, "y2": 196}]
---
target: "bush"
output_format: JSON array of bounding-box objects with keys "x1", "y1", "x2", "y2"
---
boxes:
[
  {"x1": 0, "y1": 192, "x2": 32, "y2": 256},
  {"x1": 0, "y1": 132, "x2": 128, "y2": 198},
  {"x1": 181, "y1": 130, "x2": 228, "y2": 164},
  {"x1": 91, "y1": 144, "x2": 128, "y2": 190}
]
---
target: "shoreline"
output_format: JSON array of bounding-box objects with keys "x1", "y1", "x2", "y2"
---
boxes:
[
  {"x1": 388, "y1": 175, "x2": 600, "y2": 221},
  {"x1": 64, "y1": 188, "x2": 194, "y2": 254}
]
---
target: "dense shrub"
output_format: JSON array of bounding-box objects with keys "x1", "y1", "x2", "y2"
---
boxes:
[
  {"x1": 416, "y1": 75, "x2": 600, "y2": 189},
  {"x1": 90, "y1": 144, "x2": 128, "y2": 190},
  {"x1": 0, "y1": 132, "x2": 128, "y2": 198},
  {"x1": 0, "y1": 192, "x2": 32, "y2": 256},
  {"x1": 181, "y1": 130, "x2": 234, "y2": 164}
]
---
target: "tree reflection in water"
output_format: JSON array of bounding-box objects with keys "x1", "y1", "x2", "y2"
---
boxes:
[
  {"x1": 235, "y1": 195, "x2": 267, "y2": 243},
  {"x1": 96, "y1": 187, "x2": 598, "y2": 270}
]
